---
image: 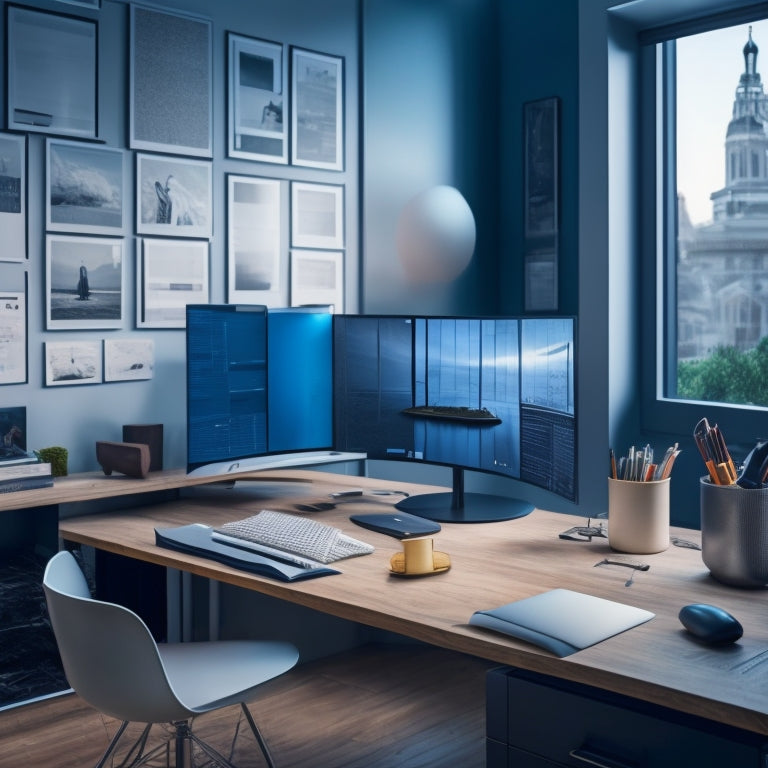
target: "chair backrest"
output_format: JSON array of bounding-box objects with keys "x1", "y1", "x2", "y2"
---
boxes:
[{"x1": 43, "y1": 551, "x2": 192, "y2": 724}]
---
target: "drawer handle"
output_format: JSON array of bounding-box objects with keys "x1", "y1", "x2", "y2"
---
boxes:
[{"x1": 569, "y1": 747, "x2": 638, "y2": 768}]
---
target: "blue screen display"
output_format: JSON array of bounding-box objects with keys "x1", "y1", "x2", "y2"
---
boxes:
[
  {"x1": 267, "y1": 309, "x2": 333, "y2": 452},
  {"x1": 186, "y1": 305, "x2": 333, "y2": 471},
  {"x1": 186, "y1": 307, "x2": 575, "y2": 502},
  {"x1": 333, "y1": 315, "x2": 576, "y2": 501}
]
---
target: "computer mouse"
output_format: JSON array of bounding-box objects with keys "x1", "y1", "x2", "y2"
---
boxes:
[{"x1": 679, "y1": 603, "x2": 743, "y2": 645}]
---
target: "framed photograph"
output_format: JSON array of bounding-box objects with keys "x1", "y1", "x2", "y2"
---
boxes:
[
  {"x1": 291, "y1": 182, "x2": 344, "y2": 250},
  {"x1": 45, "y1": 340, "x2": 102, "y2": 386},
  {"x1": 291, "y1": 48, "x2": 344, "y2": 170},
  {"x1": 55, "y1": 0, "x2": 100, "y2": 8},
  {"x1": 0, "y1": 406, "x2": 27, "y2": 454},
  {"x1": 130, "y1": 4, "x2": 212, "y2": 157},
  {"x1": 46, "y1": 139, "x2": 125, "y2": 234},
  {"x1": 0, "y1": 276, "x2": 27, "y2": 384},
  {"x1": 136, "y1": 153, "x2": 212, "y2": 239},
  {"x1": 524, "y1": 97, "x2": 559, "y2": 238},
  {"x1": 136, "y1": 238, "x2": 209, "y2": 329},
  {"x1": 104, "y1": 338, "x2": 154, "y2": 382},
  {"x1": 0, "y1": 132, "x2": 26, "y2": 261},
  {"x1": 46, "y1": 234, "x2": 124, "y2": 330},
  {"x1": 290, "y1": 250, "x2": 343, "y2": 311},
  {"x1": 227, "y1": 174, "x2": 283, "y2": 305},
  {"x1": 7, "y1": 4, "x2": 97, "y2": 139},
  {"x1": 524, "y1": 248, "x2": 559, "y2": 312},
  {"x1": 228, "y1": 33, "x2": 287, "y2": 164}
]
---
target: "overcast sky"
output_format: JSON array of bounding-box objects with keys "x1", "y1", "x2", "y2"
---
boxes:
[{"x1": 677, "y1": 19, "x2": 768, "y2": 224}]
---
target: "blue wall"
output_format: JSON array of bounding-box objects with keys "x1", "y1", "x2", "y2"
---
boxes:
[
  {"x1": 498, "y1": 0, "x2": 579, "y2": 316},
  {"x1": 0, "y1": 0, "x2": 360, "y2": 473}
]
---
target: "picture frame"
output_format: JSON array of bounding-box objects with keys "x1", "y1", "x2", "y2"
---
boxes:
[
  {"x1": 291, "y1": 47, "x2": 344, "y2": 170},
  {"x1": 7, "y1": 4, "x2": 97, "y2": 139},
  {"x1": 0, "y1": 406, "x2": 27, "y2": 453},
  {"x1": 46, "y1": 234, "x2": 124, "y2": 330},
  {"x1": 524, "y1": 97, "x2": 559, "y2": 239},
  {"x1": 0, "y1": 132, "x2": 27, "y2": 261},
  {"x1": 290, "y1": 250, "x2": 343, "y2": 311},
  {"x1": 290, "y1": 181, "x2": 344, "y2": 250},
  {"x1": 228, "y1": 33, "x2": 287, "y2": 164},
  {"x1": 0, "y1": 274, "x2": 27, "y2": 384},
  {"x1": 227, "y1": 174, "x2": 283, "y2": 306},
  {"x1": 136, "y1": 153, "x2": 212, "y2": 239},
  {"x1": 136, "y1": 238, "x2": 209, "y2": 329},
  {"x1": 524, "y1": 248, "x2": 559, "y2": 312},
  {"x1": 104, "y1": 338, "x2": 154, "y2": 382},
  {"x1": 46, "y1": 139, "x2": 126, "y2": 235},
  {"x1": 130, "y1": 4, "x2": 212, "y2": 157},
  {"x1": 45, "y1": 339, "x2": 102, "y2": 386},
  {"x1": 55, "y1": 0, "x2": 100, "y2": 8}
]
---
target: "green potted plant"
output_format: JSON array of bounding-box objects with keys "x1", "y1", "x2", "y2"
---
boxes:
[{"x1": 36, "y1": 446, "x2": 68, "y2": 477}]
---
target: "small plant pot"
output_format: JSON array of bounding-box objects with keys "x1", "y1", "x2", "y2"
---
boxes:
[{"x1": 36, "y1": 446, "x2": 68, "y2": 477}]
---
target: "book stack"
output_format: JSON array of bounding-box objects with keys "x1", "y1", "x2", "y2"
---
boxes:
[{"x1": 0, "y1": 453, "x2": 54, "y2": 493}]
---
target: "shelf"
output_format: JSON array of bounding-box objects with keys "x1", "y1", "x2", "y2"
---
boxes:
[{"x1": 0, "y1": 467, "x2": 314, "y2": 513}]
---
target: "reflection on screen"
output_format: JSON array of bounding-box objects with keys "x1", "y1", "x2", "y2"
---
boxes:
[{"x1": 333, "y1": 315, "x2": 576, "y2": 501}]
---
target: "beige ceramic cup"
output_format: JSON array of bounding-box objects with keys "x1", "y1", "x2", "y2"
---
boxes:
[
  {"x1": 608, "y1": 477, "x2": 670, "y2": 554},
  {"x1": 402, "y1": 537, "x2": 435, "y2": 574}
]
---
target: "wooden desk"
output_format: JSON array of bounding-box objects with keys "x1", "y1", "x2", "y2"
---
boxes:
[{"x1": 58, "y1": 470, "x2": 768, "y2": 738}]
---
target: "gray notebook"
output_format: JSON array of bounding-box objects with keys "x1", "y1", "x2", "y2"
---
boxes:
[{"x1": 469, "y1": 588, "x2": 655, "y2": 657}]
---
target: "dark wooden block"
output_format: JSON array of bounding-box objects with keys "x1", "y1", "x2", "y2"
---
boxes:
[
  {"x1": 95, "y1": 441, "x2": 150, "y2": 479},
  {"x1": 122, "y1": 423, "x2": 163, "y2": 471}
]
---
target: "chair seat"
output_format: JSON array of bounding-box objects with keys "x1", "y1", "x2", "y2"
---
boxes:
[{"x1": 158, "y1": 640, "x2": 299, "y2": 713}]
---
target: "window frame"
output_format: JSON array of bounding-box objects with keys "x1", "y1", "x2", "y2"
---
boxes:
[{"x1": 640, "y1": 4, "x2": 768, "y2": 445}]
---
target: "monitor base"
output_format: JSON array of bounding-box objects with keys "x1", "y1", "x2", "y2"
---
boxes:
[{"x1": 395, "y1": 491, "x2": 533, "y2": 524}]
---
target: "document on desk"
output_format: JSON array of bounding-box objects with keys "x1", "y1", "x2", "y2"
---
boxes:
[
  {"x1": 469, "y1": 589, "x2": 655, "y2": 657},
  {"x1": 155, "y1": 523, "x2": 340, "y2": 582}
]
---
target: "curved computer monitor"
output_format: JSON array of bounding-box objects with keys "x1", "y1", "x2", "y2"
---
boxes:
[
  {"x1": 332, "y1": 315, "x2": 576, "y2": 523},
  {"x1": 186, "y1": 304, "x2": 363, "y2": 477}
]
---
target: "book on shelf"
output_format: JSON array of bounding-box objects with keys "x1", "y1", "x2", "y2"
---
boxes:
[
  {"x1": 0, "y1": 450, "x2": 42, "y2": 467},
  {"x1": 0, "y1": 474, "x2": 54, "y2": 493},
  {"x1": 0, "y1": 462, "x2": 52, "y2": 480}
]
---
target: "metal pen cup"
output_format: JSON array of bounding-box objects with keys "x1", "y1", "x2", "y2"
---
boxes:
[
  {"x1": 608, "y1": 477, "x2": 670, "y2": 554},
  {"x1": 700, "y1": 478, "x2": 768, "y2": 588}
]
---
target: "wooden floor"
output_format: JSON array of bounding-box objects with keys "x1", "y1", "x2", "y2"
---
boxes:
[{"x1": 0, "y1": 643, "x2": 494, "y2": 768}]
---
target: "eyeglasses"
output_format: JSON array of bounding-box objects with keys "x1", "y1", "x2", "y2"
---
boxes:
[
  {"x1": 594, "y1": 557, "x2": 650, "y2": 587},
  {"x1": 558, "y1": 518, "x2": 607, "y2": 542}
]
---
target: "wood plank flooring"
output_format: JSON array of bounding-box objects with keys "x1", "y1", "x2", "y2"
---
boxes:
[{"x1": 0, "y1": 643, "x2": 494, "y2": 768}]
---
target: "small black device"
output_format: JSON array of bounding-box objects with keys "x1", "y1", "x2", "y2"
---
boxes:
[
  {"x1": 349, "y1": 512, "x2": 441, "y2": 539},
  {"x1": 679, "y1": 603, "x2": 743, "y2": 645}
]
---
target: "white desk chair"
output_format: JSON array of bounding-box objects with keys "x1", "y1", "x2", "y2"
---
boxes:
[{"x1": 43, "y1": 550, "x2": 299, "y2": 768}]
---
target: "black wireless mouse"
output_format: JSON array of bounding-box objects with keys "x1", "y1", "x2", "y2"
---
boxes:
[{"x1": 679, "y1": 603, "x2": 743, "y2": 645}]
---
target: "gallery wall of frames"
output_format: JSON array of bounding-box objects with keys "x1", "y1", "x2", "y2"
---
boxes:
[{"x1": 1, "y1": 0, "x2": 351, "y2": 394}]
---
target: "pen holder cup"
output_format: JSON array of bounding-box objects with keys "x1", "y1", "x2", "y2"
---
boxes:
[
  {"x1": 608, "y1": 477, "x2": 670, "y2": 554},
  {"x1": 700, "y1": 478, "x2": 768, "y2": 588}
]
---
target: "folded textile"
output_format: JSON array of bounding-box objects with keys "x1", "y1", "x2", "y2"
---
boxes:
[{"x1": 215, "y1": 509, "x2": 374, "y2": 564}]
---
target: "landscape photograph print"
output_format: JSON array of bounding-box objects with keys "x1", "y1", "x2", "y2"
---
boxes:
[
  {"x1": 46, "y1": 234, "x2": 124, "y2": 330},
  {"x1": 46, "y1": 139, "x2": 125, "y2": 234}
]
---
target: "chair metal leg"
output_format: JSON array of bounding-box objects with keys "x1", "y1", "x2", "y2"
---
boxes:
[
  {"x1": 240, "y1": 702, "x2": 277, "y2": 768},
  {"x1": 94, "y1": 720, "x2": 129, "y2": 768},
  {"x1": 95, "y1": 712, "x2": 277, "y2": 768}
]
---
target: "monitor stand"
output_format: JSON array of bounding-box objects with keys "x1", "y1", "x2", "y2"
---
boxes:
[{"x1": 394, "y1": 467, "x2": 534, "y2": 523}]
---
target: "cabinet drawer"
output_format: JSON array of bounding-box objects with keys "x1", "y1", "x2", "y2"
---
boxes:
[{"x1": 487, "y1": 667, "x2": 767, "y2": 768}]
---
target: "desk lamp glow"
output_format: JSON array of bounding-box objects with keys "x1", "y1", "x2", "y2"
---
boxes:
[{"x1": 396, "y1": 185, "x2": 476, "y2": 283}]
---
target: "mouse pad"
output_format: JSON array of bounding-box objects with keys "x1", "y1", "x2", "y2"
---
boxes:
[
  {"x1": 469, "y1": 589, "x2": 655, "y2": 657},
  {"x1": 349, "y1": 512, "x2": 441, "y2": 539}
]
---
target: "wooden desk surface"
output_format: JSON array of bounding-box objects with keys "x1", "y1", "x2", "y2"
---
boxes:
[{"x1": 58, "y1": 470, "x2": 768, "y2": 737}]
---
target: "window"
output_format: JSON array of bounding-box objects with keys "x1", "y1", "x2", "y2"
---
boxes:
[{"x1": 656, "y1": 15, "x2": 768, "y2": 408}]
